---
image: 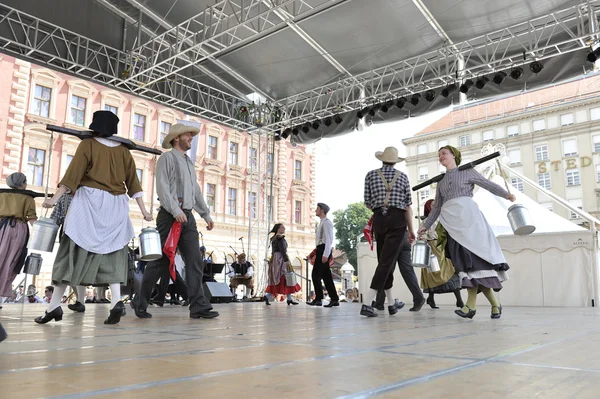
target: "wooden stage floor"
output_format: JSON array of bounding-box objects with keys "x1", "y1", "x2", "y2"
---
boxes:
[{"x1": 1, "y1": 301, "x2": 600, "y2": 399}]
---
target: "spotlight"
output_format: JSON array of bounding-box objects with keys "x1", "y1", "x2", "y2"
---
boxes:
[
  {"x1": 324, "y1": 117, "x2": 332, "y2": 127},
  {"x1": 334, "y1": 115, "x2": 343, "y2": 124},
  {"x1": 292, "y1": 128, "x2": 299, "y2": 135},
  {"x1": 441, "y1": 84, "x2": 457, "y2": 98},
  {"x1": 475, "y1": 76, "x2": 489, "y2": 90},
  {"x1": 459, "y1": 79, "x2": 474, "y2": 94},
  {"x1": 588, "y1": 47, "x2": 600, "y2": 63},
  {"x1": 386, "y1": 99, "x2": 394, "y2": 107},
  {"x1": 510, "y1": 67, "x2": 523, "y2": 80},
  {"x1": 281, "y1": 128, "x2": 291, "y2": 139},
  {"x1": 396, "y1": 97, "x2": 406, "y2": 108},
  {"x1": 529, "y1": 61, "x2": 544, "y2": 74},
  {"x1": 302, "y1": 123, "x2": 310, "y2": 133},
  {"x1": 357, "y1": 107, "x2": 369, "y2": 119},
  {"x1": 424, "y1": 90, "x2": 435, "y2": 102},
  {"x1": 368, "y1": 105, "x2": 380, "y2": 117},
  {"x1": 492, "y1": 71, "x2": 507, "y2": 85},
  {"x1": 274, "y1": 130, "x2": 282, "y2": 141},
  {"x1": 410, "y1": 93, "x2": 420, "y2": 106},
  {"x1": 380, "y1": 103, "x2": 389, "y2": 113},
  {"x1": 311, "y1": 120, "x2": 320, "y2": 130}
]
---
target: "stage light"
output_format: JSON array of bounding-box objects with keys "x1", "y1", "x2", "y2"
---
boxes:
[
  {"x1": 459, "y1": 79, "x2": 474, "y2": 94},
  {"x1": 424, "y1": 90, "x2": 435, "y2": 102},
  {"x1": 301, "y1": 123, "x2": 310, "y2": 133},
  {"x1": 292, "y1": 128, "x2": 299, "y2": 135},
  {"x1": 441, "y1": 84, "x2": 457, "y2": 98},
  {"x1": 529, "y1": 61, "x2": 543, "y2": 74},
  {"x1": 380, "y1": 102, "x2": 389, "y2": 113},
  {"x1": 324, "y1": 117, "x2": 332, "y2": 127},
  {"x1": 396, "y1": 97, "x2": 406, "y2": 108},
  {"x1": 588, "y1": 47, "x2": 600, "y2": 63},
  {"x1": 510, "y1": 67, "x2": 523, "y2": 80},
  {"x1": 357, "y1": 107, "x2": 368, "y2": 119},
  {"x1": 493, "y1": 71, "x2": 507, "y2": 85},
  {"x1": 334, "y1": 115, "x2": 343, "y2": 124},
  {"x1": 386, "y1": 99, "x2": 394, "y2": 107},
  {"x1": 475, "y1": 76, "x2": 489, "y2": 90},
  {"x1": 281, "y1": 128, "x2": 291, "y2": 139},
  {"x1": 274, "y1": 130, "x2": 282, "y2": 141},
  {"x1": 410, "y1": 93, "x2": 420, "y2": 106},
  {"x1": 311, "y1": 120, "x2": 320, "y2": 130},
  {"x1": 368, "y1": 105, "x2": 380, "y2": 117}
]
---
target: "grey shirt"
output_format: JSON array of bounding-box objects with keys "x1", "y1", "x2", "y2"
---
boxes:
[
  {"x1": 423, "y1": 167, "x2": 509, "y2": 230},
  {"x1": 155, "y1": 150, "x2": 212, "y2": 223}
]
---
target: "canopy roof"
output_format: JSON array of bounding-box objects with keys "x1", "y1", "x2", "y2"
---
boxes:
[{"x1": 0, "y1": 0, "x2": 598, "y2": 140}]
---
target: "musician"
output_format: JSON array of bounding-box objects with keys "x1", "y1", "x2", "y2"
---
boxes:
[
  {"x1": 37, "y1": 110, "x2": 153, "y2": 325},
  {"x1": 227, "y1": 253, "x2": 254, "y2": 298}
]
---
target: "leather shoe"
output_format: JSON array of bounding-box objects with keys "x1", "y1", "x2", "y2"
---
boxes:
[
  {"x1": 104, "y1": 301, "x2": 125, "y2": 325},
  {"x1": 287, "y1": 300, "x2": 299, "y2": 305},
  {"x1": 410, "y1": 297, "x2": 426, "y2": 312},
  {"x1": 306, "y1": 300, "x2": 322, "y2": 306},
  {"x1": 491, "y1": 305, "x2": 502, "y2": 319},
  {"x1": 427, "y1": 297, "x2": 439, "y2": 309},
  {"x1": 360, "y1": 304, "x2": 378, "y2": 317},
  {"x1": 371, "y1": 301, "x2": 384, "y2": 311},
  {"x1": 455, "y1": 306, "x2": 476, "y2": 319},
  {"x1": 190, "y1": 310, "x2": 219, "y2": 319},
  {"x1": 324, "y1": 301, "x2": 339, "y2": 308},
  {"x1": 68, "y1": 301, "x2": 86, "y2": 313},
  {"x1": 34, "y1": 307, "x2": 63, "y2": 324},
  {"x1": 388, "y1": 299, "x2": 405, "y2": 315},
  {"x1": 130, "y1": 300, "x2": 152, "y2": 319}
]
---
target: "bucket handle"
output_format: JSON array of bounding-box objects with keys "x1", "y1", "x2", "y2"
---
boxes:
[{"x1": 495, "y1": 159, "x2": 512, "y2": 195}]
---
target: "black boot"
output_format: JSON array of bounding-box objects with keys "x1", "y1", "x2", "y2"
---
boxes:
[
  {"x1": 426, "y1": 294, "x2": 439, "y2": 309},
  {"x1": 454, "y1": 289, "x2": 464, "y2": 308},
  {"x1": 104, "y1": 301, "x2": 125, "y2": 325}
]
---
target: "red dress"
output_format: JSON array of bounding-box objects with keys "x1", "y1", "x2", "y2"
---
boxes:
[{"x1": 265, "y1": 236, "x2": 301, "y2": 295}]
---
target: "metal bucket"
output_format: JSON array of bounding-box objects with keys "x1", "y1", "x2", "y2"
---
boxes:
[
  {"x1": 24, "y1": 253, "x2": 43, "y2": 275},
  {"x1": 139, "y1": 227, "x2": 162, "y2": 261},
  {"x1": 29, "y1": 217, "x2": 59, "y2": 253},
  {"x1": 428, "y1": 255, "x2": 440, "y2": 273},
  {"x1": 411, "y1": 240, "x2": 431, "y2": 268},
  {"x1": 507, "y1": 204, "x2": 536, "y2": 236}
]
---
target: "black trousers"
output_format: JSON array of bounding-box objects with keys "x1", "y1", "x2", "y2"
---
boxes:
[
  {"x1": 375, "y1": 234, "x2": 423, "y2": 307},
  {"x1": 369, "y1": 208, "x2": 407, "y2": 291},
  {"x1": 134, "y1": 209, "x2": 211, "y2": 314},
  {"x1": 152, "y1": 270, "x2": 188, "y2": 302},
  {"x1": 312, "y1": 244, "x2": 339, "y2": 302}
]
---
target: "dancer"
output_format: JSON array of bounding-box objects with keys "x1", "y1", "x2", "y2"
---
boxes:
[
  {"x1": 265, "y1": 223, "x2": 301, "y2": 305},
  {"x1": 418, "y1": 146, "x2": 515, "y2": 319},
  {"x1": 36, "y1": 110, "x2": 152, "y2": 325}
]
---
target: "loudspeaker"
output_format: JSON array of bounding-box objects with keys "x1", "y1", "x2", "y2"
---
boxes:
[{"x1": 203, "y1": 282, "x2": 234, "y2": 303}]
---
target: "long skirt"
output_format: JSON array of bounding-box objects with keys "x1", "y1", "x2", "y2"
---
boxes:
[
  {"x1": 0, "y1": 220, "x2": 28, "y2": 297},
  {"x1": 266, "y1": 252, "x2": 301, "y2": 295},
  {"x1": 421, "y1": 239, "x2": 461, "y2": 294},
  {"x1": 52, "y1": 234, "x2": 128, "y2": 286}
]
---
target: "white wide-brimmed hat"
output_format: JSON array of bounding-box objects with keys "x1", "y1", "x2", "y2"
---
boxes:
[
  {"x1": 161, "y1": 123, "x2": 200, "y2": 149},
  {"x1": 375, "y1": 146, "x2": 404, "y2": 163}
]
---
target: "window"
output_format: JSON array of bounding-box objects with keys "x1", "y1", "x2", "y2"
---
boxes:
[
  {"x1": 104, "y1": 104, "x2": 118, "y2": 115},
  {"x1": 294, "y1": 160, "x2": 302, "y2": 180},
  {"x1": 227, "y1": 188, "x2": 237, "y2": 215},
  {"x1": 566, "y1": 169, "x2": 581, "y2": 186},
  {"x1": 248, "y1": 147, "x2": 257, "y2": 169},
  {"x1": 418, "y1": 166, "x2": 428, "y2": 181},
  {"x1": 438, "y1": 139, "x2": 448, "y2": 148},
  {"x1": 534, "y1": 144, "x2": 548, "y2": 161},
  {"x1": 267, "y1": 152, "x2": 274, "y2": 175},
  {"x1": 562, "y1": 139, "x2": 577, "y2": 156},
  {"x1": 459, "y1": 135, "x2": 470, "y2": 147},
  {"x1": 569, "y1": 199, "x2": 583, "y2": 220},
  {"x1": 294, "y1": 200, "x2": 302, "y2": 224},
  {"x1": 26, "y1": 148, "x2": 46, "y2": 186},
  {"x1": 507, "y1": 125, "x2": 519, "y2": 137},
  {"x1": 591, "y1": 107, "x2": 600, "y2": 121},
  {"x1": 597, "y1": 165, "x2": 600, "y2": 183},
  {"x1": 533, "y1": 119, "x2": 546, "y2": 131},
  {"x1": 537, "y1": 172, "x2": 551, "y2": 190},
  {"x1": 70, "y1": 95, "x2": 87, "y2": 126},
  {"x1": 561, "y1": 113, "x2": 574, "y2": 126},
  {"x1": 510, "y1": 177, "x2": 524, "y2": 193},
  {"x1": 136, "y1": 169, "x2": 143, "y2": 183},
  {"x1": 32, "y1": 85, "x2": 51, "y2": 118},
  {"x1": 159, "y1": 121, "x2": 171, "y2": 144},
  {"x1": 228, "y1": 142, "x2": 239, "y2": 165},
  {"x1": 206, "y1": 183, "x2": 216, "y2": 212},
  {"x1": 65, "y1": 155, "x2": 74, "y2": 169},
  {"x1": 131, "y1": 113, "x2": 145, "y2": 141},
  {"x1": 593, "y1": 135, "x2": 600, "y2": 153},
  {"x1": 207, "y1": 136, "x2": 218, "y2": 160},
  {"x1": 508, "y1": 149, "x2": 521, "y2": 165},
  {"x1": 417, "y1": 144, "x2": 427, "y2": 154},
  {"x1": 248, "y1": 192, "x2": 256, "y2": 219},
  {"x1": 419, "y1": 189, "x2": 430, "y2": 202},
  {"x1": 482, "y1": 130, "x2": 494, "y2": 142}
]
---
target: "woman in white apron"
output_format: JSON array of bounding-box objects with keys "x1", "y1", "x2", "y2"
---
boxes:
[{"x1": 418, "y1": 146, "x2": 515, "y2": 319}]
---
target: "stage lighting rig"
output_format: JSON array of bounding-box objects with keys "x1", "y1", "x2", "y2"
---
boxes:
[
  {"x1": 396, "y1": 97, "x2": 406, "y2": 108},
  {"x1": 459, "y1": 79, "x2": 474, "y2": 93},
  {"x1": 493, "y1": 71, "x2": 507, "y2": 85},
  {"x1": 475, "y1": 76, "x2": 489, "y2": 90},
  {"x1": 334, "y1": 115, "x2": 343, "y2": 124},
  {"x1": 410, "y1": 94, "x2": 420, "y2": 106},
  {"x1": 324, "y1": 117, "x2": 332, "y2": 127},
  {"x1": 529, "y1": 61, "x2": 544, "y2": 74},
  {"x1": 311, "y1": 120, "x2": 320, "y2": 130},
  {"x1": 424, "y1": 90, "x2": 435, "y2": 102},
  {"x1": 510, "y1": 67, "x2": 523, "y2": 80}
]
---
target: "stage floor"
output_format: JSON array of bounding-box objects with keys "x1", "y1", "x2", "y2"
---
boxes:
[{"x1": 1, "y1": 301, "x2": 600, "y2": 398}]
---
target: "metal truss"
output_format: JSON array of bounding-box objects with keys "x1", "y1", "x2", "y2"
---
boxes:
[{"x1": 266, "y1": 1, "x2": 600, "y2": 129}]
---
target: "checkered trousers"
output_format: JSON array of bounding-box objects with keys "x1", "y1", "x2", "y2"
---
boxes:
[{"x1": 364, "y1": 166, "x2": 412, "y2": 210}]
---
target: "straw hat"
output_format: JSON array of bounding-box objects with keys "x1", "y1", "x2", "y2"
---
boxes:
[
  {"x1": 161, "y1": 123, "x2": 200, "y2": 149},
  {"x1": 375, "y1": 146, "x2": 404, "y2": 163}
]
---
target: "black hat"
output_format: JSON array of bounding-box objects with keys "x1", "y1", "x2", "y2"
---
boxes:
[{"x1": 89, "y1": 110, "x2": 119, "y2": 137}]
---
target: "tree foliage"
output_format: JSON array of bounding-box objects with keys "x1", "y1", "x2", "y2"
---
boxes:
[{"x1": 332, "y1": 202, "x2": 371, "y2": 275}]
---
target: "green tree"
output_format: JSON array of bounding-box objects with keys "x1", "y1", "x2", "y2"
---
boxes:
[{"x1": 332, "y1": 202, "x2": 371, "y2": 275}]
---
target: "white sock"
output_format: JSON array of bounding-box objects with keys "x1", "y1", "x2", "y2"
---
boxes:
[
  {"x1": 75, "y1": 286, "x2": 86, "y2": 303},
  {"x1": 47, "y1": 284, "x2": 67, "y2": 312},
  {"x1": 365, "y1": 289, "x2": 379, "y2": 306},
  {"x1": 109, "y1": 283, "x2": 121, "y2": 308},
  {"x1": 385, "y1": 289, "x2": 395, "y2": 307}
]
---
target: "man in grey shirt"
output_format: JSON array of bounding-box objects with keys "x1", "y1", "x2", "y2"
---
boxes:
[{"x1": 132, "y1": 124, "x2": 218, "y2": 319}]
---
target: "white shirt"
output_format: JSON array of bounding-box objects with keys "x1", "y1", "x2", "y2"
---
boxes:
[
  {"x1": 316, "y1": 217, "x2": 334, "y2": 256},
  {"x1": 227, "y1": 262, "x2": 254, "y2": 278}
]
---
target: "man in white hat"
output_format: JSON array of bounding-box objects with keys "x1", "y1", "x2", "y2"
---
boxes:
[
  {"x1": 360, "y1": 146, "x2": 416, "y2": 317},
  {"x1": 132, "y1": 123, "x2": 218, "y2": 319}
]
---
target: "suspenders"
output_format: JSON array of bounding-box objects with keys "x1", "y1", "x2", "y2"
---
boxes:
[{"x1": 375, "y1": 169, "x2": 401, "y2": 209}]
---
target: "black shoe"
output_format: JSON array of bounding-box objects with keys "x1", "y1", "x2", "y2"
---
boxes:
[
  {"x1": 34, "y1": 307, "x2": 63, "y2": 324},
  {"x1": 150, "y1": 298, "x2": 164, "y2": 307},
  {"x1": 100, "y1": 299, "x2": 110, "y2": 304},
  {"x1": 287, "y1": 300, "x2": 299, "y2": 305},
  {"x1": 324, "y1": 301, "x2": 339, "y2": 308},
  {"x1": 130, "y1": 300, "x2": 152, "y2": 319},
  {"x1": 190, "y1": 310, "x2": 219, "y2": 319},
  {"x1": 455, "y1": 306, "x2": 476, "y2": 319},
  {"x1": 265, "y1": 297, "x2": 271, "y2": 306},
  {"x1": 371, "y1": 301, "x2": 384, "y2": 311},
  {"x1": 0, "y1": 322, "x2": 7, "y2": 342},
  {"x1": 388, "y1": 299, "x2": 405, "y2": 315},
  {"x1": 181, "y1": 300, "x2": 189, "y2": 307},
  {"x1": 104, "y1": 301, "x2": 125, "y2": 325},
  {"x1": 427, "y1": 297, "x2": 439, "y2": 309},
  {"x1": 410, "y1": 297, "x2": 426, "y2": 312},
  {"x1": 360, "y1": 304, "x2": 378, "y2": 317},
  {"x1": 491, "y1": 305, "x2": 502, "y2": 319},
  {"x1": 306, "y1": 300, "x2": 323, "y2": 306},
  {"x1": 68, "y1": 301, "x2": 86, "y2": 313}
]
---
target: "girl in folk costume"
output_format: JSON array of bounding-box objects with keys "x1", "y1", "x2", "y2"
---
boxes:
[
  {"x1": 36, "y1": 111, "x2": 152, "y2": 325},
  {"x1": 265, "y1": 223, "x2": 301, "y2": 305},
  {"x1": 418, "y1": 146, "x2": 515, "y2": 319},
  {"x1": 0, "y1": 173, "x2": 37, "y2": 302},
  {"x1": 420, "y1": 199, "x2": 464, "y2": 309}
]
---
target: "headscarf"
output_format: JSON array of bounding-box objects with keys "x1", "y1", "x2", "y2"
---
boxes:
[
  {"x1": 440, "y1": 145, "x2": 462, "y2": 166},
  {"x1": 424, "y1": 199, "x2": 434, "y2": 217},
  {"x1": 6, "y1": 172, "x2": 27, "y2": 189}
]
